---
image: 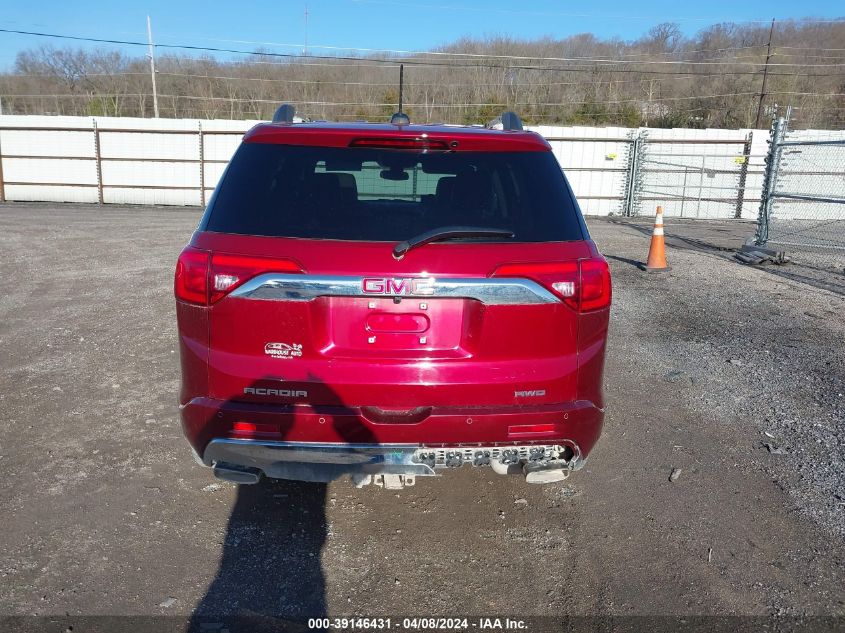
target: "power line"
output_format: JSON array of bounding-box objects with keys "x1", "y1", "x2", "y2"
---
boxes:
[
  {"x1": 772, "y1": 52, "x2": 845, "y2": 60},
  {"x1": 0, "y1": 70, "x2": 769, "y2": 87},
  {"x1": 349, "y1": 0, "x2": 845, "y2": 24},
  {"x1": 150, "y1": 36, "x2": 773, "y2": 64},
  {"x1": 777, "y1": 45, "x2": 845, "y2": 52},
  {"x1": 125, "y1": 72, "x2": 698, "y2": 87},
  {"x1": 0, "y1": 93, "x2": 766, "y2": 117},
  {"x1": 154, "y1": 33, "x2": 772, "y2": 59},
  {"x1": 4, "y1": 90, "x2": 839, "y2": 107},
  {"x1": 159, "y1": 36, "x2": 845, "y2": 60},
  {"x1": 208, "y1": 57, "x2": 845, "y2": 77},
  {"x1": 3, "y1": 27, "x2": 845, "y2": 69},
  {"x1": 4, "y1": 64, "x2": 845, "y2": 82},
  {"x1": 140, "y1": 102, "x2": 739, "y2": 121}
]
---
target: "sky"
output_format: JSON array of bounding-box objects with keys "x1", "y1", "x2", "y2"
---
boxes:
[{"x1": 0, "y1": 0, "x2": 843, "y2": 69}]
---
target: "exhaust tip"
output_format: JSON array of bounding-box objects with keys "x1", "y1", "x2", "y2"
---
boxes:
[
  {"x1": 523, "y1": 460, "x2": 572, "y2": 484},
  {"x1": 212, "y1": 463, "x2": 262, "y2": 485},
  {"x1": 524, "y1": 468, "x2": 570, "y2": 484}
]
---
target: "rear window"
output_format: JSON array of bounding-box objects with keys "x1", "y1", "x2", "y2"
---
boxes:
[{"x1": 205, "y1": 143, "x2": 584, "y2": 242}]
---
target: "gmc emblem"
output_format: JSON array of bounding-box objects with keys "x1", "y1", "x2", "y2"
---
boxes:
[{"x1": 362, "y1": 277, "x2": 435, "y2": 296}]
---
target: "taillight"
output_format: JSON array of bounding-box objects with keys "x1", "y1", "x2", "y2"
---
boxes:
[
  {"x1": 174, "y1": 246, "x2": 302, "y2": 306},
  {"x1": 174, "y1": 246, "x2": 210, "y2": 305},
  {"x1": 580, "y1": 258, "x2": 612, "y2": 311},
  {"x1": 492, "y1": 261, "x2": 580, "y2": 309},
  {"x1": 492, "y1": 258, "x2": 611, "y2": 312},
  {"x1": 209, "y1": 253, "x2": 302, "y2": 303}
]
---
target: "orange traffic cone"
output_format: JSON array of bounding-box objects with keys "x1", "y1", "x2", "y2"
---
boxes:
[{"x1": 644, "y1": 206, "x2": 670, "y2": 272}]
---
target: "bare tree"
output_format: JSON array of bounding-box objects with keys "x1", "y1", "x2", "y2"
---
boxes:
[{"x1": 2, "y1": 19, "x2": 843, "y2": 129}]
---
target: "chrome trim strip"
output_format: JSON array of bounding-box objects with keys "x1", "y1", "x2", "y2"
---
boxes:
[{"x1": 229, "y1": 273, "x2": 559, "y2": 305}]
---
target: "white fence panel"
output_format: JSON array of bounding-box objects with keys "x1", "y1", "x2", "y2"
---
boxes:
[
  {"x1": 532, "y1": 125, "x2": 632, "y2": 216},
  {"x1": 0, "y1": 114, "x2": 830, "y2": 220}
]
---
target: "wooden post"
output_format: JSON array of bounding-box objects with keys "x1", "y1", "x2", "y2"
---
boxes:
[
  {"x1": 0, "y1": 127, "x2": 5, "y2": 203},
  {"x1": 198, "y1": 122, "x2": 206, "y2": 207}
]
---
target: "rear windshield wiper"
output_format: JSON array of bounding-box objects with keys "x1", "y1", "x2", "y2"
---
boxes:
[{"x1": 393, "y1": 226, "x2": 515, "y2": 259}]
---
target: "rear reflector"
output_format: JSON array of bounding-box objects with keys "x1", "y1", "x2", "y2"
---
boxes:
[
  {"x1": 508, "y1": 423, "x2": 557, "y2": 436},
  {"x1": 174, "y1": 246, "x2": 303, "y2": 306},
  {"x1": 349, "y1": 137, "x2": 450, "y2": 150},
  {"x1": 231, "y1": 421, "x2": 280, "y2": 438},
  {"x1": 492, "y1": 257, "x2": 611, "y2": 312}
]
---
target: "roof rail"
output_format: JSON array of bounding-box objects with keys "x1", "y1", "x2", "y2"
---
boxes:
[
  {"x1": 486, "y1": 111, "x2": 524, "y2": 131},
  {"x1": 272, "y1": 104, "x2": 296, "y2": 124}
]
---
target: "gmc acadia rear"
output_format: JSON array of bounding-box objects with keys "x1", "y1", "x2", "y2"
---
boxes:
[{"x1": 175, "y1": 106, "x2": 611, "y2": 489}]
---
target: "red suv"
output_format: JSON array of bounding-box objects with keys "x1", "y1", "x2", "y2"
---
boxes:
[{"x1": 175, "y1": 107, "x2": 611, "y2": 489}]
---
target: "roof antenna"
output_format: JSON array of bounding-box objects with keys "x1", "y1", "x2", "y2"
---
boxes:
[{"x1": 390, "y1": 64, "x2": 410, "y2": 126}]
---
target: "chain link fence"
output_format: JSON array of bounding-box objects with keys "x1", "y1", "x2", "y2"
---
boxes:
[
  {"x1": 635, "y1": 135, "x2": 758, "y2": 220},
  {"x1": 755, "y1": 113, "x2": 845, "y2": 271},
  {"x1": 626, "y1": 130, "x2": 768, "y2": 220}
]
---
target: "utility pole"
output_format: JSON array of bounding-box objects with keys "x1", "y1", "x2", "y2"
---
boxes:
[
  {"x1": 147, "y1": 15, "x2": 160, "y2": 118},
  {"x1": 754, "y1": 18, "x2": 775, "y2": 129},
  {"x1": 303, "y1": 4, "x2": 309, "y2": 56}
]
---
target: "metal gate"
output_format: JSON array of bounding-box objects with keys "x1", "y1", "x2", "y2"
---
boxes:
[
  {"x1": 626, "y1": 131, "x2": 762, "y2": 219},
  {"x1": 756, "y1": 112, "x2": 845, "y2": 270},
  {"x1": 631, "y1": 133, "x2": 756, "y2": 219}
]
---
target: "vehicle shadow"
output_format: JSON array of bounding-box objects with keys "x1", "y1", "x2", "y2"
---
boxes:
[
  {"x1": 189, "y1": 478, "x2": 329, "y2": 631},
  {"x1": 188, "y1": 376, "x2": 378, "y2": 631}
]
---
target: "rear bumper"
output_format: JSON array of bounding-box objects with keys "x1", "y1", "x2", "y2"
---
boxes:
[
  {"x1": 182, "y1": 398, "x2": 603, "y2": 450},
  {"x1": 204, "y1": 439, "x2": 581, "y2": 483},
  {"x1": 181, "y1": 398, "x2": 603, "y2": 482}
]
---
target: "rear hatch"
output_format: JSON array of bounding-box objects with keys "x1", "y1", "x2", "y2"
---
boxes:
[{"x1": 182, "y1": 130, "x2": 608, "y2": 410}]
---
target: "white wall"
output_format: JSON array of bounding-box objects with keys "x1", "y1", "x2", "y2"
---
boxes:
[
  {"x1": 531, "y1": 125, "x2": 635, "y2": 217},
  {"x1": 0, "y1": 114, "x2": 776, "y2": 217},
  {"x1": 0, "y1": 115, "x2": 255, "y2": 206}
]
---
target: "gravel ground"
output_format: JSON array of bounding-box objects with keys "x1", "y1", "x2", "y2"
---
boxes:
[
  {"x1": 0, "y1": 203, "x2": 843, "y2": 625},
  {"x1": 606, "y1": 216, "x2": 845, "y2": 539}
]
